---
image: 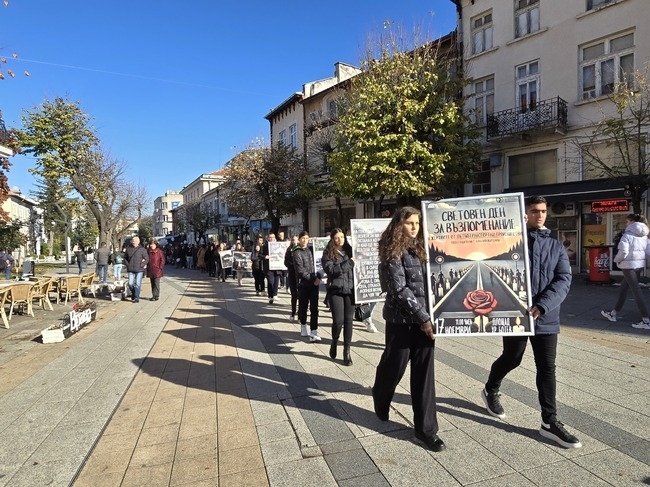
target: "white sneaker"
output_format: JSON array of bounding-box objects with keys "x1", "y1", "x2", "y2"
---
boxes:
[
  {"x1": 601, "y1": 310, "x2": 616, "y2": 322},
  {"x1": 309, "y1": 329, "x2": 322, "y2": 342},
  {"x1": 289, "y1": 314, "x2": 296, "y2": 322},
  {"x1": 300, "y1": 324, "x2": 309, "y2": 337},
  {"x1": 365, "y1": 320, "x2": 378, "y2": 333},
  {"x1": 632, "y1": 320, "x2": 650, "y2": 329}
]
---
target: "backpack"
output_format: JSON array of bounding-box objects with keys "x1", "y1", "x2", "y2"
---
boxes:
[{"x1": 114, "y1": 253, "x2": 124, "y2": 265}]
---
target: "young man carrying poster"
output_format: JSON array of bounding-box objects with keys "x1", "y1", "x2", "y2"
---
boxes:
[{"x1": 481, "y1": 195, "x2": 581, "y2": 449}]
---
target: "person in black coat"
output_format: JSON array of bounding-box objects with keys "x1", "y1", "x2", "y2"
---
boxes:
[
  {"x1": 321, "y1": 228, "x2": 355, "y2": 365},
  {"x1": 284, "y1": 235, "x2": 300, "y2": 322},
  {"x1": 372, "y1": 206, "x2": 445, "y2": 452},
  {"x1": 293, "y1": 231, "x2": 323, "y2": 342},
  {"x1": 251, "y1": 235, "x2": 266, "y2": 295}
]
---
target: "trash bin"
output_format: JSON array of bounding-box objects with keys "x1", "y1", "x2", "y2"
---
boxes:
[
  {"x1": 22, "y1": 260, "x2": 35, "y2": 277},
  {"x1": 585, "y1": 246, "x2": 611, "y2": 283}
]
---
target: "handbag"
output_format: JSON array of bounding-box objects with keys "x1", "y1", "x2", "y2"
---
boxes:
[{"x1": 354, "y1": 303, "x2": 372, "y2": 322}]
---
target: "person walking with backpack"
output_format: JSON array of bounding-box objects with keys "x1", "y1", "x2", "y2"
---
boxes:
[{"x1": 112, "y1": 248, "x2": 125, "y2": 281}]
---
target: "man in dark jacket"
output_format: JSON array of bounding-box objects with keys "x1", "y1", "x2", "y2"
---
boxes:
[
  {"x1": 482, "y1": 195, "x2": 580, "y2": 448},
  {"x1": 124, "y1": 236, "x2": 149, "y2": 303}
]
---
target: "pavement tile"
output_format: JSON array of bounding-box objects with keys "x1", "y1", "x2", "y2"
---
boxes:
[
  {"x1": 325, "y1": 447, "x2": 378, "y2": 481},
  {"x1": 572, "y1": 447, "x2": 650, "y2": 486},
  {"x1": 218, "y1": 444, "x2": 265, "y2": 476},
  {"x1": 219, "y1": 467, "x2": 269, "y2": 487},
  {"x1": 521, "y1": 459, "x2": 612, "y2": 486},
  {"x1": 259, "y1": 437, "x2": 303, "y2": 466},
  {"x1": 218, "y1": 425, "x2": 261, "y2": 451},
  {"x1": 130, "y1": 440, "x2": 176, "y2": 467},
  {"x1": 121, "y1": 461, "x2": 173, "y2": 487},
  {"x1": 256, "y1": 420, "x2": 295, "y2": 444},
  {"x1": 170, "y1": 452, "x2": 218, "y2": 486},
  {"x1": 72, "y1": 470, "x2": 126, "y2": 487},
  {"x1": 137, "y1": 423, "x2": 181, "y2": 447},
  {"x1": 77, "y1": 447, "x2": 133, "y2": 476},
  {"x1": 266, "y1": 456, "x2": 338, "y2": 487},
  {"x1": 174, "y1": 434, "x2": 217, "y2": 462}
]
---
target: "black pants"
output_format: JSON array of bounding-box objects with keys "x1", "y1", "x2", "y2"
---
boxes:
[
  {"x1": 288, "y1": 270, "x2": 298, "y2": 315},
  {"x1": 298, "y1": 285, "x2": 319, "y2": 329},
  {"x1": 329, "y1": 293, "x2": 354, "y2": 345},
  {"x1": 372, "y1": 321, "x2": 438, "y2": 436},
  {"x1": 253, "y1": 269, "x2": 265, "y2": 292},
  {"x1": 485, "y1": 334, "x2": 558, "y2": 424},
  {"x1": 149, "y1": 277, "x2": 160, "y2": 299},
  {"x1": 266, "y1": 271, "x2": 279, "y2": 298}
]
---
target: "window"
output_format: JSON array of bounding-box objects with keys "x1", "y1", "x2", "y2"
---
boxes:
[
  {"x1": 508, "y1": 149, "x2": 557, "y2": 188},
  {"x1": 472, "y1": 160, "x2": 492, "y2": 194},
  {"x1": 328, "y1": 99, "x2": 337, "y2": 118},
  {"x1": 515, "y1": 0, "x2": 539, "y2": 38},
  {"x1": 471, "y1": 11, "x2": 493, "y2": 55},
  {"x1": 516, "y1": 61, "x2": 539, "y2": 112},
  {"x1": 289, "y1": 123, "x2": 297, "y2": 149},
  {"x1": 580, "y1": 32, "x2": 634, "y2": 100},
  {"x1": 279, "y1": 129, "x2": 287, "y2": 146},
  {"x1": 473, "y1": 77, "x2": 494, "y2": 125},
  {"x1": 587, "y1": 0, "x2": 613, "y2": 10}
]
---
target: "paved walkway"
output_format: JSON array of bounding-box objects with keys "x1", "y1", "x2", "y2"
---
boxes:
[{"x1": 0, "y1": 268, "x2": 648, "y2": 486}]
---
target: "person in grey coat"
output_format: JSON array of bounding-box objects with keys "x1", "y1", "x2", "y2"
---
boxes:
[
  {"x1": 482, "y1": 195, "x2": 581, "y2": 449},
  {"x1": 95, "y1": 242, "x2": 111, "y2": 284}
]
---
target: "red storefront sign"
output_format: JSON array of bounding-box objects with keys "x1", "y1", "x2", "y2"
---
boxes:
[{"x1": 591, "y1": 199, "x2": 629, "y2": 213}]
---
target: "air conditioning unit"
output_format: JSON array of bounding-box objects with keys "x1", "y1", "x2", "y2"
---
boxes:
[{"x1": 548, "y1": 202, "x2": 577, "y2": 217}]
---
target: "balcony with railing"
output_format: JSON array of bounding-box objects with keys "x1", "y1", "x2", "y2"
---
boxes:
[{"x1": 486, "y1": 96, "x2": 568, "y2": 141}]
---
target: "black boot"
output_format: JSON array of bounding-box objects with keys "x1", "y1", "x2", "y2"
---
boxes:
[
  {"x1": 343, "y1": 345, "x2": 352, "y2": 366},
  {"x1": 329, "y1": 339, "x2": 338, "y2": 359}
]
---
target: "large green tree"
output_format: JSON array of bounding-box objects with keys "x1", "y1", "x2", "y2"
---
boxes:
[
  {"x1": 330, "y1": 35, "x2": 481, "y2": 207},
  {"x1": 17, "y1": 97, "x2": 148, "y2": 248},
  {"x1": 579, "y1": 66, "x2": 650, "y2": 214},
  {"x1": 223, "y1": 139, "x2": 316, "y2": 233}
]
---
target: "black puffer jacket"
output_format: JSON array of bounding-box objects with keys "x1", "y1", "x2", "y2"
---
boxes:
[
  {"x1": 380, "y1": 248, "x2": 430, "y2": 326},
  {"x1": 322, "y1": 249, "x2": 354, "y2": 295},
  {"x1": 293, "y1": 246, "x2": 322, "y2": 288}
]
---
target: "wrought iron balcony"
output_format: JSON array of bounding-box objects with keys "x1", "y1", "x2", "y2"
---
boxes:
[{"x1": 486, "y1": 96, "x2": 568, "y2": 141}]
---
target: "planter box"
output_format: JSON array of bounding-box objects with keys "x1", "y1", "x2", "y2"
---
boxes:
[{"x1": 41, "y1": 326, "x2": 65, "y2": 344}]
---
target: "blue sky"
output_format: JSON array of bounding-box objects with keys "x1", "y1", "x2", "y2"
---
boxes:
[{"x1": 2, "y1": 1, "x2": 456, "y2": 209}]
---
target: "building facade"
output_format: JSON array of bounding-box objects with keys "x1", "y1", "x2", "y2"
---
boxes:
[
  {"x1": 153, "y1": 190, "x2": 183, "y2": 237},
  {"x1": 456, "y1": 0, "x2": 650, "y2": 272}
]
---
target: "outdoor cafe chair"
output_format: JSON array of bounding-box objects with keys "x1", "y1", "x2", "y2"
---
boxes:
[
  {"x1": 31, "y1": 277, "x2": 55, "y2": 311},
  {"x1": 80, "y1": 272, "x2": 97, "y2": 298},
  {"x1": 8, "y1": 282, "x2": 35, "y2": 319},
  {"x1": 59, "y1": 275, "x2": 84, "y2": 306},
  {"x1": 0, "y1": 287, "x2": 10, "y2": 328}
]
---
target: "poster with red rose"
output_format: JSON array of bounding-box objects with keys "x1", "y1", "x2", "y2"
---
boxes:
[{"x1": 422, "y1": 193, "x2": 534, "y2": 336}]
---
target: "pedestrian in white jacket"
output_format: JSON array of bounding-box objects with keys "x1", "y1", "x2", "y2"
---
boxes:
[{"x1": 601, "y1": 214, "x2": 650, "y2": 329}]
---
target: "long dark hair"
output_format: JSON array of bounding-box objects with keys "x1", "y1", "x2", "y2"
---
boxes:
[
  {"x1": 378, "y1": 206, "x2": 427, "y2": 262},
  {"x1": 325, "y1": 227, "x2": 352, "y2": 262}
]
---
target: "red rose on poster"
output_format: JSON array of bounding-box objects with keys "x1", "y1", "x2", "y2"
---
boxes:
[{"x1": 463, "y1": 290, "x2": 498, "y2": 315}]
